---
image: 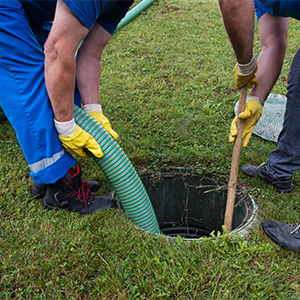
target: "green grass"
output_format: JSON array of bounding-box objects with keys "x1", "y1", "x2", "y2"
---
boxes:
[{"x1": 1, "y1": 0, "x2": 300, "y2": 298}]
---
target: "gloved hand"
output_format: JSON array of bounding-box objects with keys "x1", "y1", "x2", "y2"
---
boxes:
[
  {"x1": 229, "y1": 98, "x2": 263, "y2": 148},
  {"x1": 233, "y1": 56, "x2": 258, "y2": 89},
  {"x1": 55, "y1": 119, "x2": 103, "y2": 158},
  {"x1": 83, "y1": 104, "x2": 119, "y2": 140}
]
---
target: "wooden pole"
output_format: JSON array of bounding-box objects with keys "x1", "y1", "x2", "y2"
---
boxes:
[{"x1": 224, "y1": 85, "x2": 247, "y2": 232}]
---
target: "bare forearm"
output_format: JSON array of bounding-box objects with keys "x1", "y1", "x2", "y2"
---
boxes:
[
  {"x1": 251, "y1": 16, "x2": 288, "y2": 100},
  {"x1": 45, "y1": 45, "x2": 76, "y2": 122},
  {"x1": 251, "y1": 45, "x2": 286, "y2": 100},
  {"x1": 44, "y1": 0, "x2": 89, "y2": 122},
  {"x1": 76, "y1": 23, "x2": 112, "y2": 106},
  {"x1": 219, "y1": 0, "x2": 255, "y2": 64},
  {"x1": 76, "y1": 49, "x2": 101, "y2": 106}
]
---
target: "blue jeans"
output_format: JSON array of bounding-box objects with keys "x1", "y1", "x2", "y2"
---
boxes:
[{"x1": 268, "y1": 47, "x2": 300, "y2": 178}]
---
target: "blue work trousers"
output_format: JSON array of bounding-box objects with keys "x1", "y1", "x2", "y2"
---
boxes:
[
  {"x1": 268, "y1": 47, "x2": 300, "y2": 178},
  {"x1": 0, "y1": 0, "x2": 76, "y2": 184}
]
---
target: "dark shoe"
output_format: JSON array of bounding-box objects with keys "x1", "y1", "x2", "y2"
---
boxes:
[
  {"x1": 241, "y1": 162, "x2": 292, "y2": 193},
  {"x1": 241, "y1": 164, "x2": 258, "y2": 178},
  {"x1": 262, "y1": 220, "x2": 300, "y2": 252},
  {"x1": 257, "y1": 163, "x2": 292, "y2": 193},
  {"x1": 43, "y1": 165, "x2": 115, "y2": 214},
  {"x1": 32, "y1": 178, "x2": 100, "y2": 199}
]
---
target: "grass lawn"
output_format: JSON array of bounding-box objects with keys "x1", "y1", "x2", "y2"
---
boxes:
[{"x1": 1, "y1": 0, "x2": 300, "y2": 299}]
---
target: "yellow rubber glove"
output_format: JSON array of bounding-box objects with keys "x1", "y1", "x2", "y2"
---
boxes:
[
  {"x1": 233, "y1": 63, "x2": 257, "y2": 89},
  {"x1": 87, "y1": 110, "x2": 119, "y2": 140},
  {"x1": 229, "y1": 99, "x2": 263, "y2": 148},
  {"x1": 58, "y1": 124, "x2": 103, "y2": 158}
]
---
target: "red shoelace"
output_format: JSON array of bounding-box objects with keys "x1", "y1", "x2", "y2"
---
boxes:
[{"x1": 68, "y1": 181, "x2": 94, "y2": 213}]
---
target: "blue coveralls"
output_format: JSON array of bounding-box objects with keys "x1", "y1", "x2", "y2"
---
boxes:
[
  {"x1": 254, "y1": 0, "x2": 300, "y2": 178},
  {"x1": 0, "y1": 0, "x2": 133, "y2": 184}
]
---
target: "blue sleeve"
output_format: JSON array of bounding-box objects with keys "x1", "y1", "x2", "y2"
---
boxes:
[
  {"x1": 255, "y1": 0, "x2": 267, "y2": 21},
  {"x1": 63, "y1": 0, "x2": 102, "y2": 30},
  {"x1": 256, "y1": 0, "x2": 300, "y2": 20},
  {"x1": 97, "y1": 0, "x2": 134, "y2": 34},
  {"x1": 62, "y1": 0, "x2": 133, "y2": 33}
]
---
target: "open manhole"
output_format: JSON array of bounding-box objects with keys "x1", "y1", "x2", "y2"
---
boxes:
[{"x1": 141, "y1": 172, "x2": 257, "y2": 240}]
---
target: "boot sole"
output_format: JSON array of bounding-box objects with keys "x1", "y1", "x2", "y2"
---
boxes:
[{"x1": 43, "y1": 197, "x2": 116, "y2": 214}]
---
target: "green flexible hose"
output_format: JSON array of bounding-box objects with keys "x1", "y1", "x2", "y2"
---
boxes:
[
  {"x1": 116, "y1": 0, "x2": 157, "y2": 31},
  {"x1": 73, "y1": 106, "x2": 160, "y2": 234}
]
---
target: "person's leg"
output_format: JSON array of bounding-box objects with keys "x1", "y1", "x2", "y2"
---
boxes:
[
  {"x1": 0, "y1": 1, "x2": 76, "y2": 184},
  {"x1": 241, "y1": 15, "x2": 293, "y2": 191},
  {"x1": 243, "y1": 47, "x2": 300, "y2": 190},
  {"x1": 268, "y1": 47, "x2": 300, "y2": 178}
]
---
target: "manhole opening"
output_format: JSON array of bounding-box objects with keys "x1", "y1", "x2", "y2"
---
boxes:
[{"x1": 142, "y1": 173, "x2": 256, "y2": 240}]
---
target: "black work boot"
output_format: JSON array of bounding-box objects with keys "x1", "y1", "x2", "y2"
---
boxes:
[
  {"x1": 31, "y1": 179, "x2": 100, "y2": 199},
  {"x1": 43, "y1": 165, "x2": 116, "y2": 214},
  {"x1": 241, "y1": 164, "x2": 258, "y2": 178},
  {"x1": 241, "y1": 162, "x2": 292, "y2": 193},
  {"x1": 257, "y1": 163, "x2": 292, "y2": 192}
]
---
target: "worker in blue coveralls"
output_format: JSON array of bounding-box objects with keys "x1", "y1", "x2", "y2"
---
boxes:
[
  {"x1": 0, "y1": 0, "x2": 134, "y2": 214},
  {"x1": 219, "y1": 0, "x2": 300, "y2": 252}
]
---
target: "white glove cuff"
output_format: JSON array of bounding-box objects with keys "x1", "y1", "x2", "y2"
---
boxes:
[
  {"x1": 54, "y1": 118, "x2": 76, "y2": 137},
  {"x1": 83, "y1": 104, "x2": 102, "y2": 112},
  {"x1": 247, "y1": 96, "x2": 264, "y2": 107},
  {"x1": 238, "y1": 55, "x2": 256, "y2": 76}
]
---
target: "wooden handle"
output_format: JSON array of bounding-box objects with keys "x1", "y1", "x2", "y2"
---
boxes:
[{"x1": 224, "y1": 85, "x2": 248, "y2": 232}]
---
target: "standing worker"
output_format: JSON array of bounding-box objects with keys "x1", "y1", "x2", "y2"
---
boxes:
[
  {"x1": 0, "y1": 0, "x2": 134, "y2": 214},
  {"x1": 218, "y1": 0, "x2": 300, "y2": 252}
]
